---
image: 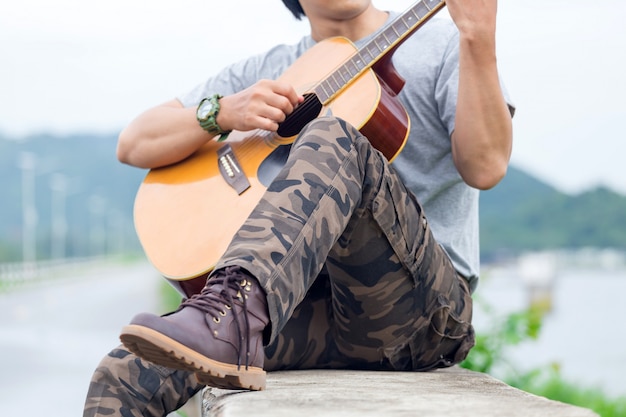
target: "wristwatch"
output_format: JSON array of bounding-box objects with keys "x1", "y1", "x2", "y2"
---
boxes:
[{"x1": 196, "y1": 94, "x2": 230, "y2": 140}]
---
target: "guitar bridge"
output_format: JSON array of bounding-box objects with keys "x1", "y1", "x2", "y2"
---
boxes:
[{"x1": 217, "y1": 144, "x2": 250, "y2": 195}]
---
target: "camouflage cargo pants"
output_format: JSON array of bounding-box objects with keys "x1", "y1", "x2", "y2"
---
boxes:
[{"x1": 84, "y1": 117, "x2": 475, "y2": 417}]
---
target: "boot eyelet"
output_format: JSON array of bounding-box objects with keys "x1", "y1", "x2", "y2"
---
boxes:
[
  {"x1": 225, "y1": 304, "x2": 232, "y2": 310},
  {"x1": 213, "y1": 317, "x2": 221, "y2": 323},
  {"x1": 219, "y1": 310, "x2": 227, "y2": 317}
]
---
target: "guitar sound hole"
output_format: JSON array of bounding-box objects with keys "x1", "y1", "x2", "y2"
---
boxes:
[{"x1": 277, "y1": 93, "x2": 323, "y2": 138}]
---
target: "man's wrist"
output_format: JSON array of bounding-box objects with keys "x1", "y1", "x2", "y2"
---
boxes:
[{"x1": 196, "y1": 94, "x2": 231, "y2": 141}]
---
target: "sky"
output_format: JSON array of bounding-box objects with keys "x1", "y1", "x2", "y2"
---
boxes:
[{"x1": 1, "y1": 0, "x2": 625, "y2": 194}]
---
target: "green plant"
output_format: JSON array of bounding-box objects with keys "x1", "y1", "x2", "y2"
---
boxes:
[
  {"x1": 510, "y1": 365, "x2": 626, "y2": 417},
  {"x1": 461, "y1": 293, "x2": 543, "y2": 374},
  {"x1": 159, "y1": 280, "x2": 185, "y2": 313},
  {"x1": 462, "y1": 295, "x2": 626, "y2": 417}
]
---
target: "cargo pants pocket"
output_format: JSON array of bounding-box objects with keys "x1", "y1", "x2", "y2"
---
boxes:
[{"x1": 385, "y1": 283, "x2": 475, "y2": 371}]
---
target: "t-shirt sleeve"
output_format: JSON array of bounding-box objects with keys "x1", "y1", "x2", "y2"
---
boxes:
[
  {"x1": 434, "y1": 30, "x2": 461, "y2": 136},
  {"x1": 177, "y1": 41, "x2": 308, "y2": 109},
  {"x1": 435, "y1": 29, "x2": 515, "y2": 137}
]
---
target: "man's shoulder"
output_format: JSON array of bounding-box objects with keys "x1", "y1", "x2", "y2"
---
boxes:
[
  {"x1": 411, "y1": 17, "x2": 458, "y2": 43},
  {"x1": 261, "y1": 36, "x2": 315, "y2": 61},
  {"x1": 386, "y1": 9, "x2": 457, "y2": 36},
  {"x1": 391, "y1": 17, "x2": 459, "y2": 71}
]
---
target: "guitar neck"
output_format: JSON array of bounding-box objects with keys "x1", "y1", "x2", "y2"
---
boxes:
[{"x1": 314, "y1": 0, "x2": 446, "y2": 104}]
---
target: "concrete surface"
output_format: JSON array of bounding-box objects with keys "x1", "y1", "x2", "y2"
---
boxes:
[{"x1": 200, "y1": 367, "x2": 599, "y2": 417}]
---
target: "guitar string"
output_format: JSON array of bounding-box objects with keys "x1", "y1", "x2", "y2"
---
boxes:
[
  {"x1": 224, "y1": 128, "x2": 287, "y2": 173},
  {"x1": 217, "y1": 86, "x2": 337, "y2": 182},
  {"x1": 225, "y1": 91, "x2": 324, "y2": 163}
]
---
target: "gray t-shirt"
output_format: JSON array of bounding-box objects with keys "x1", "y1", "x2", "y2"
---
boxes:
[{"x1": 178, "y1": 15, "x2": 512, "y2": 292}]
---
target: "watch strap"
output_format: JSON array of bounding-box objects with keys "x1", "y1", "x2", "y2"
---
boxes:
[{"x1": 197, "y1": 94, "x2": 231, "y2": 141}]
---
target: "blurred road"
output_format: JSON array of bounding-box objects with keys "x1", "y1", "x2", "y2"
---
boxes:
[{"x1": 0, "y1": 260, "x2": 165, "y2": 416}]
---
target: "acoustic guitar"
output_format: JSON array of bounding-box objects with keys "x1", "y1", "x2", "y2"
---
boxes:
[{"x1": 133, "y1": 0, "x2": 446, "y2": 297}]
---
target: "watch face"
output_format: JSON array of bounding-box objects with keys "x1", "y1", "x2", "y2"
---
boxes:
[{"x1": 197, "y1": 99, "x2": 213, "y2": 120}]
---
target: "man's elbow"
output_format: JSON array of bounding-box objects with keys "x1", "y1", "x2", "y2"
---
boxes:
[
  {"x1": 116, "y1": 131, "x2": 132, "y2": 164},
  {"x1": 461, "y1": 159, "x2": 508, "y2": 190},
  {"x1": 116, "y1": 128, "x2": 144, "y2": 167}
]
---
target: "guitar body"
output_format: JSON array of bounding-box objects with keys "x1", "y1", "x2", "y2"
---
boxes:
[{"x1": 134, "y1": 37, "x2": 410, "y2": 297}]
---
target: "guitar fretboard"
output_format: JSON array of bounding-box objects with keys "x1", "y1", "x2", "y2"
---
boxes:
[{"x1": 314, "y1": 0, "x2": 445, "y2": 103}]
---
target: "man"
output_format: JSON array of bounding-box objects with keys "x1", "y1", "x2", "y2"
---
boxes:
[{"x1": 84, "y1": 0, "x2": 513, "y2": 415}]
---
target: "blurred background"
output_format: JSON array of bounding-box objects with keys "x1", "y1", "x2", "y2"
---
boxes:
[{"x1": 1, "y1": 0, "x2": 625, "y2": 416}]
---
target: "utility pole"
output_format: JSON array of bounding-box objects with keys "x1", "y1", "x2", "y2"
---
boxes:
[
  {"x1": 50, "y1": 173, "x2": 68, "y2": 260},
  {"x1": 89, "y1": 194, "x2": 106, "y2": 257},
  {"x1": 18, "y1": 152, "x2": 37, "y2": 264}
]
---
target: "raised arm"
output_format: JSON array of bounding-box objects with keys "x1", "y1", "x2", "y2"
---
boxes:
[{"x1": 446, "y1": 0, "x2": 513, "y2": 190}]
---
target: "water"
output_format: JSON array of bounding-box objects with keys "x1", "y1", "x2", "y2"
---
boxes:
[{"x1": 474, "y1": 264, "x2": 626, "y2": 398}]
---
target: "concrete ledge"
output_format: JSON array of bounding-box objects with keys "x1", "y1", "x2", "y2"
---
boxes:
[{"x1": 201, "y1": 367, "x2": 598, "y2": 417}]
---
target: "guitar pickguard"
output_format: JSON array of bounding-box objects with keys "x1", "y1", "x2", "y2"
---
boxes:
[{"x1": 258, "y1": 144, "x2": 292, "y2": 187}]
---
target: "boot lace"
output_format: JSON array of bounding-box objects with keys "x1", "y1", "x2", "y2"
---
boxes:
[{"x1": 177, "y1": 266, "x2": 254, "y2": 369}]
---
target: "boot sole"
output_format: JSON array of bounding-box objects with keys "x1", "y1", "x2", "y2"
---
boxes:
[{"x1": 120, "y1": 324, "x2": 266, "y2": 391}]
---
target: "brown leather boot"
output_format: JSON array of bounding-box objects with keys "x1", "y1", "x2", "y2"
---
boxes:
[{"x1": 120, "y1": 266, "x2": 269, "y2": 390}]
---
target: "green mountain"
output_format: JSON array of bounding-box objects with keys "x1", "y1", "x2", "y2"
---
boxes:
[
  {"x1": 480, "y1": 167, "x2": 626, "y2": 261},
  {"x1": 1, "y1": 132, "x2": 625, "y2": 263}
]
